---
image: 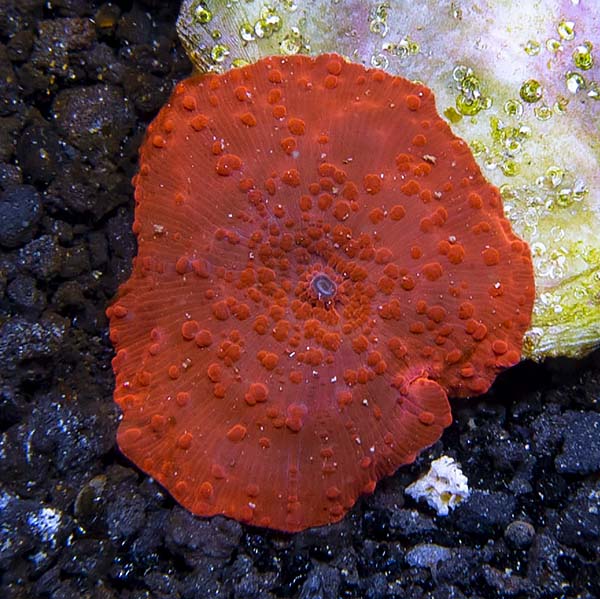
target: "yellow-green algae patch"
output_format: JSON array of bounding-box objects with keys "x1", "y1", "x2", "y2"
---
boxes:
[{"x1": 176, "y1": 0, "x2": 600, "y2": 361}]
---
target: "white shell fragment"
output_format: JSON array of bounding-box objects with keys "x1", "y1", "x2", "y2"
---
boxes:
[{"x1": 405, "y1": 456, "x2": 470, "y2": 516}]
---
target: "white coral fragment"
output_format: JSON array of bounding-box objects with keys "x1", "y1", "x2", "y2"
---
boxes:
[{"x1": 405, "y1": 456, "x2": 470, "y2": 516}]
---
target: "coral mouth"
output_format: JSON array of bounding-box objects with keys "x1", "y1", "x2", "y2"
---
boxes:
[{"x1": 311, "y1": 273, "x2": 337, "y2": 300}]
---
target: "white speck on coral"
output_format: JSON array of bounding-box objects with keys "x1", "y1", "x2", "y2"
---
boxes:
[{"x1": 405, "y1": 456, "x2": 470, "y2": 516}]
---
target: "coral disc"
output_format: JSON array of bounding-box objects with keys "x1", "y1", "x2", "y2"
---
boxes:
[{"x1": 107, "y1": 54, "x2": 535, "y2": 532}]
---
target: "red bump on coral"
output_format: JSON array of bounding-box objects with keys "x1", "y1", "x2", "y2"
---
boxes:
[{"x1": 108, "y1": 54, "x2": 535, "y2": 533}]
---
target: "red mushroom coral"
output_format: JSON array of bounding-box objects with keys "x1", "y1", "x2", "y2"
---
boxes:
[{"x1": 107, "y1": 54, "x2": 535, "y2": 532}]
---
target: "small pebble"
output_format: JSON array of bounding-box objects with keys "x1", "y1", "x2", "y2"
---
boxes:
[
  {"x1": 556, "y1": 411, "x2": 600, "y2": 474},
  {"x1": 406, "y1": 543, "x2": 453, "y2": 568},
  {"x1": 7, "y1": 273, "x2": 46, "y2": 313},
  {"x1": 0, "y1": 185, "x2": 42, "y2": 248},
  {"x1": 455, "y1": 490, "x2": 516, "y2": 536},
  {"x1": 505, "y1": 520, "x2": 536, "y2": 549}
]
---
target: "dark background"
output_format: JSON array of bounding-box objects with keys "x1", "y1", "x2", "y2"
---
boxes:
[{"x1": 0, "y1": 1, "x2": 599, "y2": 597}]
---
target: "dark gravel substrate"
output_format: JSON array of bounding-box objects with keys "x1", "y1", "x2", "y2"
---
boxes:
[{"x1": 1, "y1": 1, "x2": 599, "y2": 597}]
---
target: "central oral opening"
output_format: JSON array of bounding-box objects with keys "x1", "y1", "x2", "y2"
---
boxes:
[{"x1": 311, "y1": 274, "x2": 337, "y2": 299}]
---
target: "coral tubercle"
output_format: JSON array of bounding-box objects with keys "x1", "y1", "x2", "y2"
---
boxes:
[{"x1": 107, "y1": 54, "x2": 535, "y2": 532}]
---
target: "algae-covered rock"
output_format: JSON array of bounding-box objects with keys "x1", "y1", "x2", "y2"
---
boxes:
[{"x1": 176, "y1": 0, "x2": 600, "y2": 360}]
